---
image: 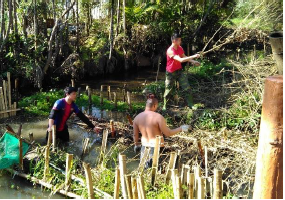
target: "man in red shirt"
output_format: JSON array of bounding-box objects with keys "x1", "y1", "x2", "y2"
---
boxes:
[{"x1": 163, "y1": 33, "x2": 200, "y2": 110}]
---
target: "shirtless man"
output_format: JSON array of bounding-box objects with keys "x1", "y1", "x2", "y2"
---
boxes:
[{"x1": 133, "y1": 94, "x2": 189, "y2": 168}]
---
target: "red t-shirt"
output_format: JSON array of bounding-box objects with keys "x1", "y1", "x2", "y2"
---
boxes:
[
  {"x1": 58, "y1": 99, "x2": 72, "y2": 131},
  {"x1": 166, "y1": 45, "x2": 184, "y2": 73}
]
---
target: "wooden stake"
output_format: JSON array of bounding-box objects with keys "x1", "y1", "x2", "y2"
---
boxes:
[
  {"x1": 151, "y1": 135, "x2": 161, "y2": 185},
  {"x1": 0, "y1": 87, "x2": 6, "y2": 118},
  {"x1": 172, "y1": 169, "x2": 179, "y2": 199},
  {"x1": 127, "y1": 91, "x2": 132, "y2": 110},
  {"x1": 166, "y1": 152, "x2": 178, "y2": 184},
  {"x1": 81, "y1": 137, "x2": 90, "y2": 157},
  {"x1": 114, "y1": 167, "x2": 120, "y2": 199},
  {"x1": 113, "y1": 92, "x2": 117, "y2": 108},
  {"x1": 47, "y1": 131, "x2": 52, "y2": 147},
  {"x1": 197, "y1": 177, "x2": 205, "y2": 199},
  {"x1": 7, "y1": 72, "x2": 11, "y2": 110},
  {"x1": 108, "y1": 85, "x2": 111, "y2": 100},
  {"x1": 52, "y1": 125, "x2": 56, "y2": 151},
  {"x1": 213, "y1": 169, "x2": 223, "y2": 199},
  {"x1": 19, "y1": 136, "x2": 23, "y2": 170},
  {"x1": 2, "y1": 82, "x2": 8, "y2": 117},
  {"x1": 253, "y1": 75, "x2": 283, "y2": 199},
  {"x1": 187, "y1": 172, "x2": 195, "y2": 199},
  {"x1": 125, "y1": 174, "x2": 133, "y2": 199},
  {"x1": 195, "y1": 165, "x2": 201, "y2": 198},
  {"x1": 110, "y1": 120, "x2": 115, "y2": 138},
  {"x1": 88, "y1": 87, "x2": 92, "y2": 105},
  {"x1": 138, "y1": 147, "x2": 150, "y2": 175},
  {"x1": 71, "y1": 79, "x2": 75, "y2": 87},
  {"x1": 29, "y1": 132, "x2": 34, "y2": 143},
  {"x1": 83, "y1": 162, "x2": 95, "y2": 199},
  {"x1": 126, "y1": 114, "x2": 133, "y2": 126},
  {"x1": 205, "y1": 146, "x2": 208, "y2": 177},
  {"x1": 100, "y1": 85, "x2": 104, "y2": 104},
  {"x1": 65, "y1": 153, "x2": 73, "y2": 190},
  {"x1": 119, "y1": 154, "x2": 128, "y2": 199},
  {"x1": 137, "y1": 175, "x2": 146, "y2": 199},
  {"x1": 131, "y1": 176, "x2": 138, "y2": 199},
  {"x1": 197, "y1": 140, "x2": 205, "y2": 165},
  {"x1": 43, "y1": 145, "x2": 49, "y2": 181}
]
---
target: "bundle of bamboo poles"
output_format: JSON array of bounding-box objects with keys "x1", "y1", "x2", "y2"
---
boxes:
[{"x1": 0, "y1": 72, "x2": 20, "y2": 118}]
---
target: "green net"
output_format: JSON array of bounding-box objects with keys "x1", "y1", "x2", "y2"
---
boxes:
[{"x1": 0, "y1": 132, "x2": 29, "y2": 170}]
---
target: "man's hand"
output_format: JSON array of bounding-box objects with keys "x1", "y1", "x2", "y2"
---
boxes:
[
  {"x1": 134, "y1": 145, "x2": 141, "y2": 154},
  {"x1": 194, "y1": 53, "x2": 200, "y2": 59},
  {"x1": 192, "y1": 60, "x2": 201, "y2": 66},
  {"x1": 180, "y1": 125, "x2": 190, "y2": 132},
  {"x1": 47, "y1": 127, "x2": 51, "y2": 132},
  {"x1": 93, "y1": 127, "x2": 102, "y2": 134}
]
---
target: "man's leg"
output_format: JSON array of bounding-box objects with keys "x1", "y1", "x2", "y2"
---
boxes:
[
  {"x1": 57, "y1": 127, "x2": 70, "y2": 143},
  {"x1": 178, "y1": 71, "x2": 194, "y2": 108},
  {"x1": 163, "y1": 72, "x2": 175, "y2": 110}
]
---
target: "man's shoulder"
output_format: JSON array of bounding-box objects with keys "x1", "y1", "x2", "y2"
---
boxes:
[{"x1": 54, "y1": 98, "x2": 65, "y2": 107}]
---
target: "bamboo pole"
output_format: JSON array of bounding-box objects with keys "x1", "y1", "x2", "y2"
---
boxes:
[
  {"x1": 82, "y1": 137, "x2": 90, "y2": 157},
  {"x1": 205, "y1": 146, "x2": 208, "y2": 177},
  {"x1": 88, "y1": 87, "x2": 92, "y2": 105},
  {"x1": 19, "y1": 136, "x2": 23, "y2": 170},
  {"x1": 138, "y1": 147, "x2": 150, "y2": 175},
  {"x1": 6, "y1": 169, "x2": 81, "y2": 198},
  {"x1": 131, "y1": 176, "x2": 138, "y2": 199},
  {"x1": 71, "y1": 79, "x2": 75, "y2": 87},
  {"x1": 47, "y1": 131, "x2": 52, "y2": 147},
  {"x1": 195, "y1": 165, "x2": 201, "y2": 199},
  {"x1": 166, "y1": 152, "x2": 177, "y2": 183},
  {"x1": 151, "y1": 135, "x2": 161, "y2": 185},
  {"x1": 83, "y1": 162, "x2": 95, "y2": 199},
  {"x1": 114, "y1": 167, "x2": 120, "y2": 199},
  {"x1": 43, "y1": 145, "x2": 49, "y2": 181},
  {"x1": 29, "y1": 132, "x2": 34, "y2": 143},
  {"x1": 108, "y1": 85, "x2": 111, "y2": 100},
  {"x1": 100, "y1": 85, "x2": 104, "y2": 104},
  {"x1": 125, "y1": 174, "x2": 133, "y2": 199},
  {"x1": 3, "y1": 80, "x2": 8, "y2": 116},
  {"x1": 187, "y1": 172, "x2": 195, "y2": 199},
  {"x1": 213, "y1": 169, "x2": 222, "y2": 199},
  {"x1": 113, "y1": 92, "x2": 117, "y2": 108},
  {"x1": 127, "y1": 91, "x2": 132, "y2": 110},
  {"x1": 197, "y1": 177, "x2": 205, "y2": 199},
  {"x1": 172, "y1": 169, "x2": 179, "y2": 199},
  {"x1": 7, "y1": 72, "x2": 11, "y2": 110},
  {"x1": 65, "y1": 153, "x2": 73, "y2": 190},
  {"x1": 110, "y1": 120, "x2": 115, "y2": 138},
  {"x1": 0, "y1": 108, "x2": 20, "y2": 114},
  {"x1": 0, "y1": 87, "x2": 6, "y2": 118},
  {"x1": 119, "y1": 154, "x2": 128, "y2": 199},
  {"x1": 253, "y1": 75, "x2": 283, "y2": 199},
  {"x1": 137, "y1": 175, "x2": 146, "y2": 199},
  {"x1": 52, "y1": 125, "x2": 56, "y2": 151},
  {"x1": 13, "y1": 101, "x2": 16, "y2": 116}
]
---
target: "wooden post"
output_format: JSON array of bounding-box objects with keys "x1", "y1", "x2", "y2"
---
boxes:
[
  {"x1": 88, "y1": 87, "x2": 92, "y2": 105},
  {"x1": 197, "y1": 177, "x2": 205, "y2": 199},
  {"x1": 172, "y1": 169, "x2": 179, "y2": 199},
  {"x1": 113, "y1": 92, "x2": 117, "y2": 109},
  {"x1": 114, "y1": 167, "x2": 120, "y2": 199},
  {"x1": 213, "y1": 169, "x2": 222, "y2": 199},
  {"x1": 253, "y1": 75, "x2": 283, "y2": 199},
  {"x1": 47, "y1": 131, "x2": 52, "y2": 147},
  {"x1": 205, "y1": 146, "x2": 208, "y2": 177},
  {"x1": 125, "y1": 174, "x2": 133, "y2": 199},
  {"x1": 110, "y1": 120, "x2": 115, "y2": 138},
  {"x1": 131, "y1": 176, "x2": 138, "y2": 199},
  {"x1": 127, "y1": 91, "x2": 132, "y2": 110},
  {"x1": 43, "y1": 145, "x2": 49, "y2": 181},
  {"x1": 65, "y1": 153, "x2": 73, "y2": 189},
  {"x1": 138, "y1": 147, "x2": 150, "y2": 175},
  {"x1": 126, "y1": 114, "x2": 133, "y2": 126},
  {"x1": 176, "y1": 174, "x2": 182, "y2": 199},
  {"x1": 83, "y1": 162, "x2": 95, "y2": 199},
  {"x1": 107, "y1": 85, "x2": 111, "y2": 100},
  {"x1": 137, "y1": 175, "x2": 146, "y2": 199},
  {"x1": 119, "y1": 154, "x2": 128, "y2": 199},
  {"x1": 82, "y1": 137, "x2": 90, "y2": 157},
  {"x1": 99, "y1": 129, "x2": 108, "y2": 165},
  {"x1": 197, "y1": 140, "x2": 205, "y2": 166},
  {"x1": 166, "y1": 152, "x2": 177, "y2": 184},
  {"x1": 0, "y1": 87, "x2": 6, "y2": 118},
  {"x1": 187, "y1": 172, "x2": 195, "y2": 199},
  {"x1": 71, "y1": 79, "x2": 75, "y2": 87},
  {"x1": 29, "y1": 132, "x2": 34, "y2": 143},
  {"x1": 52, "y1": 125, "x2": 56, "y2": 152},
  {"x1": 100, "y1": 85, "x2": 104, "y2": 104},
  {"x1": 19, "y1": 136, "x2": 23, "y2": 170},
  {"x1": 2, "y1": 81, "x2": 8, "y2": 117},
  {"x1": 195, "y1": 165, "x2": 201, "y2": 198},
  {"x1": 7, "y1": 72, "x2": 11, "y2": 110},
  {"x1": 151, "y1": 135, "x2": 161, "y2": 185}
]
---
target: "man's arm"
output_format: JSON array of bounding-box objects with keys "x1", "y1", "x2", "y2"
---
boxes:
[
  {"x1": 76, "y1": 111, "x2": 95, "y2": 129},
  {"x1": 158, "y1": 116, "x2": 182, "y2": 137},
  {"x1": 133, "y1": 120, "x2": 140, "y2": 145}
]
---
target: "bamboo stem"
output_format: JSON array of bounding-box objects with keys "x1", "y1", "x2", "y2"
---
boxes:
[
  {"x1": 213, "y1": 169, "x2": 223, "y2": 199},
  {"x1": 82, "y1": 137, "x2": 90, "y2": 157},
  {"x1": 52, "y1": 125, "x2": 56, "y2": 151},
  {"x1": 114, "y1": 167, "x2": 120, "y2": 199},
  {"x1": 127, "y1": 91, "x2": 132, "y2": 110},
  {"x1": 7, "y1": 72, "x2": 11, "y2": 110},
  {"x1": 65, "y1": 153, "x2": 73, "y2": 190},
  {"x1": 166, "y1": 152, "x2": 177, "y2": 184},
  {"x1": 125, "y1": 174, "x2": 133, "y2": 199},
  {"x1": 100, "y1": 85, "x2": 104, "y2": 104},
  {"x1": 110, "y1": 120, "x2": 115, "y2": 138},
  {"x1": 108, "y1": 85, "x2": 111, "y2": 100},
  {"x1": 197, "y1": 177, "x2": 205, "y2": 199},
  {"x1": 47, "y1": 131, "x2": 52, "y2": 147},
  {"x1": 43, "y1": 145, "x2": 49, "y2": 181},
  {"x1": 137, "y1": 175, "x2": 146, "y2": 199},
  {"x1": 205, "y1": 146, "x2": 208, "y2": 177},
  {"x1": 187, "y1": 172, "x2": 195, "y2": 199},
  {"x1": 151, "y1": 135, "x2": 161, "y2": 185},
  {"x1": 113, "y1": 92, "x2": 117, "y2": 108},
  {"x1": 119, "y1": 154, "x2": 128, "y2": 199},
  {"x1": 131, "y1": 176, "x2": 138, "y2": 199},
  {"x1": 83, "y1": 162, "x2": 95, "y2": 199}
]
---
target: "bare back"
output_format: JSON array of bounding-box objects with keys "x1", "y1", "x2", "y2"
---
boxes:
[{"x1": 133, "y1": 111, "x2": 165, "y2": 147}]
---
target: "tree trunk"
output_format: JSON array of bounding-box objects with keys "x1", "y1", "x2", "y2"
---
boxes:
[
  {"x1": 76, "y1": 0, "x2": 79, "y2": 53},
  {"x1": 0, "y1": 0, "x2": 5, "y2": 42},
  {"x1": 13, "y1": 0, "x2": 18, "y2": 36},
  {"x1": 115, "y1": 0, "x2": 120, "y2": 36},
  {"x1": 23, "y1": 0, "x2": 28, "y2": 41},
  {"x1": 0, "y1": 0, "x2": 13, "y2": 52},
  {"x1": 123, "y1": 0, "x2": 126, "y2": 35},
  {"x1": 109, "y1": 0, "x2": 114, "y2": 60},
  {"x1": 34, "y1": 0, "x2": 38, "y2": 50}
]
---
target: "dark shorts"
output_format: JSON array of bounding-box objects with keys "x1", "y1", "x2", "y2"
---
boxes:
[
  {"x1": 140, "y1": 146, "x2": 166, "y2": 170},
  {"x1": 45, "y1": 126, "x2": 70, "y2": 143}
]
